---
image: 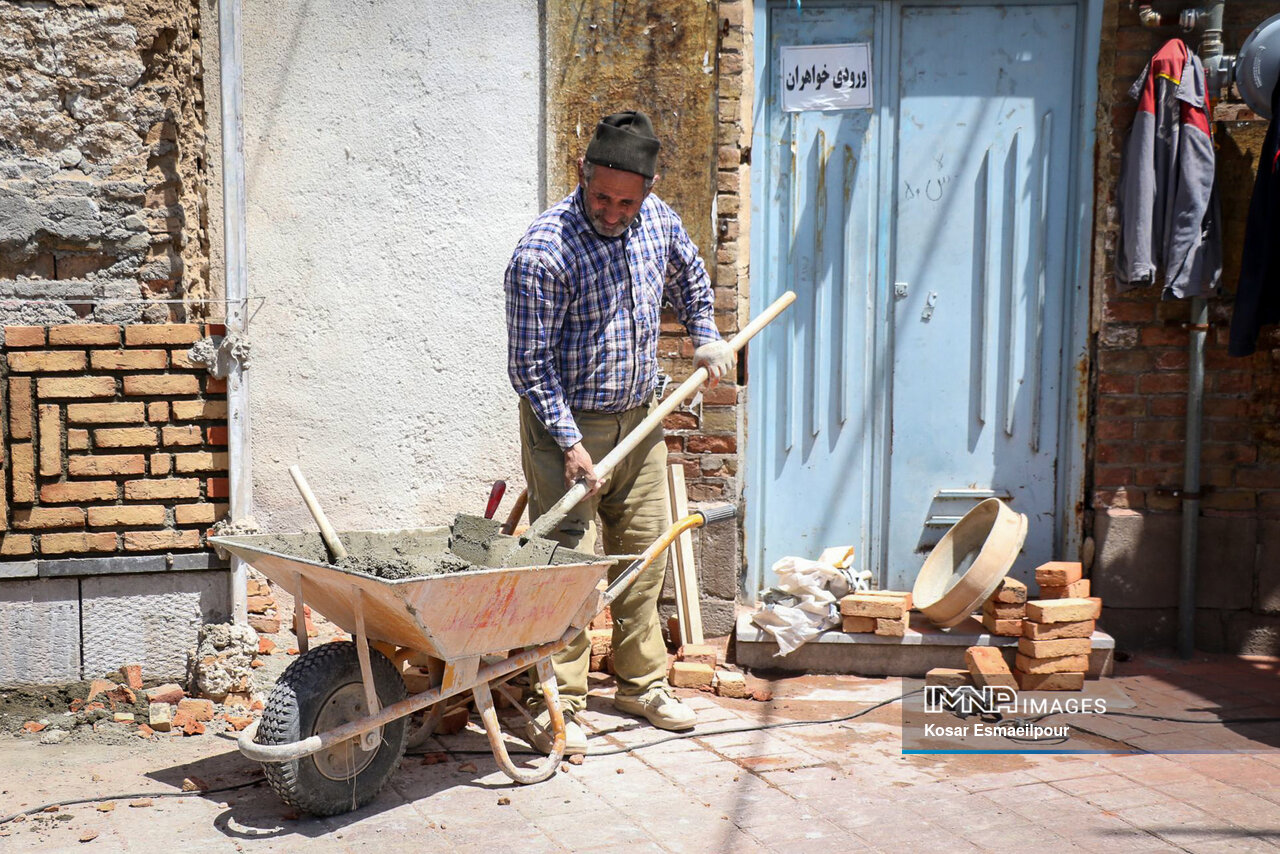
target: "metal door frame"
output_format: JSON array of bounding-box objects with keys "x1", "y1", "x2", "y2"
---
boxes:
[{"x1": 745, "y1": 0, "x2": 1102, "y2": 596}]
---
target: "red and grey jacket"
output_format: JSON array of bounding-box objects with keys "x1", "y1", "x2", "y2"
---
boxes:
[{"x1": 1116, "y1": 39, "x2": 1222, "y2": 299}]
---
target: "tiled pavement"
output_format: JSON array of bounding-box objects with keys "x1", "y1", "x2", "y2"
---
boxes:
[{"x1": 1, "y1": 652, "x2": 1278, "y2": 853}]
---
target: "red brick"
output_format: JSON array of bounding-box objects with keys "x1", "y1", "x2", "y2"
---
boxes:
[
  {"x1": 148, "y1": 402, "x2": 169, "y2": 423},
  {"x1": 1015, "y1": 653, "x2": 1089, "y2": 674},
  {"x1": 205, "y1": 377, "x2": 227, "y2": 394},
  {"x1": 123, "y1": 375, "x2": 200, "y2": 396},
  {"x1": 206, "y1": 324, "x2": 226, "y2": 336},
  {"x1": 1038, "y1": 578, "x2": 1091, "y2": 599},
  {"x1": 124, "y1": 530, "x2": 201, "y2": 551},
  {"x1": 1015, "y1": 671, "x2": 1085, "y2": 691},
  {"x1": 88, "y1": 506, "x2": 166, "y2": 527},
  {"x1": 1095, "y1": 419, "x2": 1132, "y2": 441},
  {"x1": 206, "y1": 426, "x2": 228, "y2": 446},
  {"x1": 686, "y1": 435, "x2": 736, "y2": 454},
  {"x1": 171, "y1": 400, "x2": 227, "y2": 420},
  {"x1": 206, "y1": 477, "x2": 230, "y2": 498},
  {"x1": 36, "y1": 377, "x2": 115, "y2": 399},
  {"x1": 1, "y1": 534, "x2": 34, "y2": 555},
  {"x1": 124, "y1": 325, "x2": 202, "y2": 346},
  {"x1": 161, "y1": 425, "x2": 202, "y2": 446},
  {"x1": 124, "y1": 478, "x2": 200, "y2": 500},
  {"x1": 41, "y1": 532, "x2": 117, "y2": 554},
  {"x1": 1098, "y1": 374, "x2": 1135, "y2": 395},
  {"x1": 4, "y1": 325, "x2": 45, "y2": 347},
  {"x1": 11, "y1": 444, "x2": 34, "y2": 503},
  {"x1": 119, "y1": 664, "x2": 143, "y2": 690},
  {"x1": 68, "y1": 454, "x2": 146, "y2": 477},
  {"x1": 38, "y1": 404, "x2": 61, "y2": 476},
  {"x1": 8, "y1": 378, "x2": 32, "y2": 439},
  {"x1": 1097, "y1": 396, "x2": 1146, "y2": 417},
  {"x1": 66, "y1": 403, "x2": 146, "y2": 424},
  {"x1": 1135, "y1": 420, "x2": 1183, "y2": 441},
  {"x1": 964, "y1": 646, "x2": 1017, "y2": 689},
  {"x1": 41, "y1": 481, "x2": 119, "y2": 503},
  {"x1": 6, "y1": 351, "x2": 86, "y2": 373},
  {"x1": 12, "y1": 507, "x2": 85, "y2": 529},
  {"x1": 94, "y1": 428, "x2": 159, "y2": 448},
  {"x1": 1035, "y1": 562, "x2": 1083, "y2": 587},
  {"x1": 176, "y1": 698, "x2": 215, "y2": 721},
  {"x1": 146, "y1": 684, "x2": 185, "y2": 704},
  {"x1": 150, "y1": 453, "x2": 172, "y2": 475},
  {"x1": 175, "y1": 452, "x2": 228, "y2": 473},
  {"x1": 90, "y1": 350, "x2": 167, "y2": 371},
  {"x1": 664, "y1": 413, "x2": 698, "y2": 431},
  {"x1": 1149, "y1": 397, "x2": 1187, "y2": 417},
  {"x1": 174, "y1": 503, "x2": 217, "y2": 525},
  {"x1": 1138, "y1": 373, "x2": 1188, "y2": 394},
  {"x1": 1026, "y1": 597, "x2": 1099, "y2": 623},
  {"x1": 48, "y1": 325, "x2": 120, "y2": 346}
]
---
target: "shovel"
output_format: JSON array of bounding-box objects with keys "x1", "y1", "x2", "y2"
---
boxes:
[{"x1": 500, "y1": 290, "x2": 795, "y2": 557}]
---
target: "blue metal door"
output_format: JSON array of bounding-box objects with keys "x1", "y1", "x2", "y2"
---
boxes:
[{"x1": 748, "y1": 0, "x2": 1088, "y2": 592}]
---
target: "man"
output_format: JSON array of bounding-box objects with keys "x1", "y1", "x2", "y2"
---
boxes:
[{"x1": 504, "y1": 110, "x2": 733, "y2": 754}]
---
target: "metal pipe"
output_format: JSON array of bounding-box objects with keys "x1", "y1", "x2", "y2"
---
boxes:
[
  {"x1": 1178, "y1": 2, "x2": 1224, "y2": 659},
  {"x1": 218, "y1": 0, "x2": 253, "y2": 624},
  {"x1": 1179, "y1": 299, "x2": 1208, "y2": 659}
]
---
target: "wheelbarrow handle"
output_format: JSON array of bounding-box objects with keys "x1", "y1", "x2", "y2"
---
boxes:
[
  {"x1": 525, "y1": 291, "x2": 795, "y2": 543},
  {"x1": 601, "y1": 507, "x2": 737, "y2": 609}
]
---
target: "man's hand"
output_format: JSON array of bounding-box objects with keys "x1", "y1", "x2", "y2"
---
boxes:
[
  {"x1": 564, "y1": 442, "x2": 604, "y2": 496},
  {"x1": 693, "y1": 340, "x2": 735, "y2": 389}
]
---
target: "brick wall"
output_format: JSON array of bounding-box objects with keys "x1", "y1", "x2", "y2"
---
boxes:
[
  {"x1": 662, "y1": 0, "x2": 750, "y2": 506},
  {"x1": 1091, "y1": 1, "x2": 1280, "y2": 652},
  {"x1": 2, "y1": 323, "x2": 228, "y2": 560}
]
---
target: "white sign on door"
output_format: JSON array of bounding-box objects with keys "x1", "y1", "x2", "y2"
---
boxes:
[{"x1": 780, "y1": 43, "x2": 873, "y2": 112}]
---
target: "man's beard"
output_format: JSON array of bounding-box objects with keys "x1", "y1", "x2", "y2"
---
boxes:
[{"x1": 586, "y1": 209, "x2": 636, "y2": 238}]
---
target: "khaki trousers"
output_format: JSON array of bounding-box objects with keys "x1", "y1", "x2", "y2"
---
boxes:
[{"x1": 519, "y1": 397, "x2": 671, "y2": 713}]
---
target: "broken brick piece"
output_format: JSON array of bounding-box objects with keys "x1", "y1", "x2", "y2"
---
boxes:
[
  {"x1": 146, "y1": 683, "x2": 185, "y2": 705},
  {"x1": 118, "y1": 664, "x2": 143, "y2": 691},
  {"x1": 21, "y1": 721, "x2": 46, "y2": 734},
  {"x1": 1035, "y1": 561, "x2": 1083, "y2": 588},
  {"x1": 224, "y1": 716, "x2": 253, "y2": 732},
  {"x1": 435, "y1": 706, "x2": 470, "y2": 735},
  {"x1": 258, "y1": 637, "x2": 276, "y2": 655},
  {"x1": 993, "y1": 577, "x2": 1028, "y2": 605},
  {"x1": 713, "y1": 670, "x2": 749, "y2": 699},
  {"x1": 964, "y1": 646, "x2": 1017, "y2": 689},
  {"x1": 874, "y1": 617, "x2": 906, "y2": 637},
  {"x1": 177, "y1": 698, "x2": 214, "y2": 722}
]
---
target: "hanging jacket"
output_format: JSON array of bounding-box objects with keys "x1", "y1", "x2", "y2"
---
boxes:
[
  {"x1": 1116, "y1": 39, "x2": 1222, "y2": 299},
  {"x1": 1228, "y1": 80, "x2": 1280, "y2": 356}
]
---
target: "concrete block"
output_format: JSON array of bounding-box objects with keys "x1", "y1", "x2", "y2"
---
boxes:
[
  {"x1": 81, "y1": 570, "x2": 230, "y2": 680},
  {"x1": 1257, "y1": 521, "x2": 1280, "y2": 613},
  {"x1": 1099, "y1": 607, "x2": 1176, "y2": 650},
  {"x1": 700, "y1": 597, "x2": 735, "y2": 638},
  {"x1": 40, "y1": 555, "x2": 166, "y2": 577},
  {"x1": 0, "y1": 560, "x2": 38, "y2": 579},
  {"x1": 693, "y1": 506, "x2": 739, "y2": 601},
  {"x1": 0, "y1": 577, "x2": 80, "y2": 684},
  {"x1": 1093, "y1": 511, "x2": 1255, "y2": 612}
]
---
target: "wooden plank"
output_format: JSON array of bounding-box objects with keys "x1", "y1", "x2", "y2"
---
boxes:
[{"x1": 667, "y1": 463, "x2": 703, "y2": 645}]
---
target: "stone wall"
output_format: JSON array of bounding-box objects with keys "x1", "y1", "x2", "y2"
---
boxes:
[
  {"x1": 1091, "y1": 1, "x2": 1280, "y2": 653},
  {"x1": 0, "y1": 0, "x2": 209, "y2": 323}
]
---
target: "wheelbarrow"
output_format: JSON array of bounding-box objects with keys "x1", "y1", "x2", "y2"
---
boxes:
[
  {"x1": 212, "y1": 508, "x2": 732, "y2": 816},
  {"x1": 210, "y1": 291, "x2": 795, "y2": 816}
]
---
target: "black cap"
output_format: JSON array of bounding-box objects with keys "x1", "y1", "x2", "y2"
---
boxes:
[{"x1": 584, "y1": 111, "x2": 660, "y2": 179}]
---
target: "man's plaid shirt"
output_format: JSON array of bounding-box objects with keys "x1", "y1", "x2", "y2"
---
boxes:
[{"x1": 505, "y1": 187, "x2": 720, "y2": 449}]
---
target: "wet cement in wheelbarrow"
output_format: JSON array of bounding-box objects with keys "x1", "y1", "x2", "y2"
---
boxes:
[{"x1": 249, "y1": 514, "x2": 560, "y2": 580}]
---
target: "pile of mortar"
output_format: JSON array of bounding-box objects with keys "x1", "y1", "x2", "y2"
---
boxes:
[{"x1": 248, "y1": 513, "x2": 564, "y2": 580}]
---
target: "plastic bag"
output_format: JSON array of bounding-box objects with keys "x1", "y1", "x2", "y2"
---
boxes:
[{"x1": 751, "y1": 547, "x2": 871, "y2": 656}]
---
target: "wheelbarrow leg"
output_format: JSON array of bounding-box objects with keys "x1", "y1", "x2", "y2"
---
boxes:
[{"x1": 473, "y1": 658, "x2": 564, "y2": 784}]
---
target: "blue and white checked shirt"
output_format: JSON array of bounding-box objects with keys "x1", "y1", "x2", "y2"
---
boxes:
[{"x1": 505, "y1": 187, "x2": 720, "y2": 449}]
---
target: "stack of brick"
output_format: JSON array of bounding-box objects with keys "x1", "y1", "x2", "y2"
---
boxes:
[
  {"x1": 1016, "y1": 562, "x2": 1101, "y2": 691},
  {"x1": 981, "y1": 577, "x2": 1026, "y2": 636},
  {"x1": 840, "y1": 590, "x2": 912, "y2": 637},
  {"x1": 1034, "y1": 560, "x2": 1092, "y2": 600},
  {"x1": 0, "y1": 323, "x2": 229, "y2": 558},
  {"x1": 246, "y1": 573, "x2": 280, "y2": 634}
]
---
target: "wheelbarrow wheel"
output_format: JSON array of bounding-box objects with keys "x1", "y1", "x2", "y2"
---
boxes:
[{"x1": 257, "y1": 641, "x2": 408, "y2": 816}]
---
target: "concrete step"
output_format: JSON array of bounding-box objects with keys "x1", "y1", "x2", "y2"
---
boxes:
[{"x1": 735, "y1": 611, "x2": 1115, "y2": 678}]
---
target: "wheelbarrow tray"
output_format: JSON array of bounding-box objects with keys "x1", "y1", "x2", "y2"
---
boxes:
[{"x1": 212, "y1": 527, "x2": 611, "y2": 661}]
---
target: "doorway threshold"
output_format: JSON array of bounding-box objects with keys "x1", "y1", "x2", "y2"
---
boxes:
[{"x1": 735, "y1": 612, "x2": 1115, "y2": 678}]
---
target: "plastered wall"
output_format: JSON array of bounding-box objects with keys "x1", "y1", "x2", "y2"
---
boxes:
[{"x1": 239, "y1": 2, "x2": 542, "y2": 531}]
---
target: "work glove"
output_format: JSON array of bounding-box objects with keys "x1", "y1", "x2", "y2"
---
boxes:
[{"x1": 693, "y1": 339, "x2": 735, "y2": 388}]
